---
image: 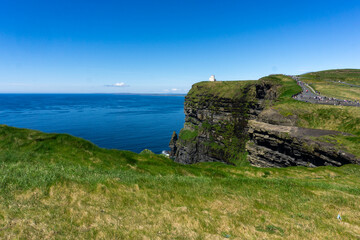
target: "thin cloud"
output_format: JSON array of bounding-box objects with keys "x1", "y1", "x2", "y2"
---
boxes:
[
  {"x1": 164, "y1": 88, "x2": 182, "y2": 92},
  {"x1": 163, "y1": 88, "x2": 188, "y2": 93},
  {"x1": 105, "y1": 82, "x2": 129, "y2": 87}
]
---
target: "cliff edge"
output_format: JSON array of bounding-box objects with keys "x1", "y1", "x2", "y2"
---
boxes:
[{"x1": 171, "y1": 71, "x2": 360, "y2": 167}]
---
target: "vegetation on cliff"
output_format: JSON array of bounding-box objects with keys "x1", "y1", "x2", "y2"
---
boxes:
[
  {"x1": 177, "y1": 80, "x2": 258, "y2": 165},
  {"x1": 186, "y1": 80, "x2": 256, "y2": 99},
  {"x1": 1, "y1": 125, "x2": 360, "y2": 239},
  {"x1": 175, "y1": 71, "x2": 360, "y2": 166},
  {"x1": 301, "y1": 69, "x2": 360, "y2": 101},
  {"x1": 268, "y1": 73, "x2": 360, "y2": 157}
]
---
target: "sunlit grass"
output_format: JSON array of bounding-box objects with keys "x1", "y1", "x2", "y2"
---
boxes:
[
  {"x1": 187, "y1": 80, "x2": 256, "y2": 99},
  {"x1": 310, "y1": 82, "x2": 360, "y2": 101},
  {"x1": 0, "y1": 125, "x2": 360, "y2": 239},
  {"x1": 301, "y1": 69, "x2": 360, "y2": 101}
]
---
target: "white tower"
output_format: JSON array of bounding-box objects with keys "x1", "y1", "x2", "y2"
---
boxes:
[{"x1": 209, "y1": 75, "x2": 216, "y2": 81}]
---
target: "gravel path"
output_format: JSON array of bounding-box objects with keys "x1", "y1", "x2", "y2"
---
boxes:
[
  {"x1": 328, "y1": 80, "x2": 360, "y2": 88},
  {"x1": 290, "y1": 76, "x2": 360, "y2": 107}
]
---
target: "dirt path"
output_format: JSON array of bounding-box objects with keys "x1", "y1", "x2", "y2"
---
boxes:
[{"x1": 291, "y1": 76, "x2": 360, "y2": 107}]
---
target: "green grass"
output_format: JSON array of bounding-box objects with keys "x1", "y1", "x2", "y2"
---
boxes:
[
  {"x1": 1, "y1": 125, "x2": 360, "y2": 239},
  {"x1": 271, "y1": 74, "x2": 302, "y2": 103},
  {"x1": 302, "y1": 69, "x2": 360, "y2": 85},
  {"x1": 187, "y1": 80, "x2": 256, "y2": 99},
  {"x1": 271, "y1": 74, "x2": 359, "y2": 118},
  {"x1": 300, "y1": 69, "x2": 360, "y2": 101},
  {"x1": 178, "y1": 129, "x2": 198, "y2": 141},
  {"x1": 315, "y1": 135, "x2": 360, "y2": 157}
]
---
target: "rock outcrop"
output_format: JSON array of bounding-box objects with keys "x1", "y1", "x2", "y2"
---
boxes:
[
  {"x1": 246, "y1": 120, "x2": 359, "y2": 167},
  {"x1": 171, "y1": 79, "x2": 279, "y2": 164},
  {"x1": 169, "y1": 131, "x2": 177, "y2": 157}
]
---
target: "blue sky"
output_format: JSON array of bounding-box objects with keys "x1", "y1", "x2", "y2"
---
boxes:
[{"x1": 0, "y1": 0, "x2": 359, "y2": 93}]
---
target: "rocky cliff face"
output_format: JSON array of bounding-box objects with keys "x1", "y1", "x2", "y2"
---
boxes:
[
  {"x1": 246, "y1": 120, "x2": 359, "y2": 167},
  {"x1": 170, "y1": 77, "x2": 359, "y2": 167},
  {"x1": 174, "y1": 96, "x2": 249, "y2": 164},
  {"x1": 171, "y1": 80, "x2": 279, "y2": 164}
]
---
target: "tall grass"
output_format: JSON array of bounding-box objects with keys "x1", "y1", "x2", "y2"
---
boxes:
[{"x1": 0, "y1": 125, "x2": 360, "y2": 239}]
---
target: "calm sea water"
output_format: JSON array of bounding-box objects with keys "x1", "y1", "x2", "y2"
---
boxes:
[{"x1": 0, "y1": 94, "x2": 185, "y2": 154}]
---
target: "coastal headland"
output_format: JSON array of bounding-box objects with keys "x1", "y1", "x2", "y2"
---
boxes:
[
  {"x1": 171, "y1": 69, "x2": 360, "y2": 167},
  {"x1": 0, "y1": 69, "x2": 360, "y2": 238}
]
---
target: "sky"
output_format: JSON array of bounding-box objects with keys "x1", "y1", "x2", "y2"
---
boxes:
[{"x1": 0, "y1": 0, "x2": 359, "y2": 93}]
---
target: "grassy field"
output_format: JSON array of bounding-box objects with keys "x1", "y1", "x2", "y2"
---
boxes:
[
  {"x1": 1, "y1": 125, "x2": 360, "y2": 239},
  {"x1": 300, "y1": 69, "x2": 360, "y2": 101}
]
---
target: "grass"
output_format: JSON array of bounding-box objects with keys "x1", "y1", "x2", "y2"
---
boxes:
[
  {"x1": 1, "y1": 125, "x2": 360, "y2": 239},
  {"x1": 270, "y1": 74, "x2": 360, "y2": 131},
  {"x1": 300, "y1": 69, "x2": 360, "y2": 101},
  {"x1": 275, "y1": 101, "x2": 360, "y2": 135},
  {"x1": 315, "y1": 135, "x2": 360, "y2": 157},
  {"x1": 187, "y1": 80, "x2": 256, "y2": 99},
  {"x1": 309, "y1": 82, "x2": 360, "y2": 101},
  {"x1": 302, "y1": 69, "x2": 360, "y2": 85},
  {"x1": 178, "y1": 129, "x2": 198, "y2": 141}
]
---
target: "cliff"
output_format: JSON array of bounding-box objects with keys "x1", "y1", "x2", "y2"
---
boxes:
[
  {"x1": 171, "y1": 72, "x2": 360, "y2": 167},
  {"x1": 247, "y1": 120, "x2": 359, "y2": 167},
  {"x1": 171, "y1": 77, "x2": 281, "y2": 165}
]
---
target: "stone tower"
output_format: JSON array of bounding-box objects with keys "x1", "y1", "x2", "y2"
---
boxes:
[{"x1": 209, "y1": 75, "x2": 216, "y2": 81}]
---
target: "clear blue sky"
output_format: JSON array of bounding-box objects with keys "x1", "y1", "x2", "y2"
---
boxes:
[{"x1": 0, "y1": 0, "x2": 359, "y2": 93}]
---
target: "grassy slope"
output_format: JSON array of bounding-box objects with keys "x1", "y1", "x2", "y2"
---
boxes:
[
  {"x1": 1, "y1": 126, "x2": 360, "y2": 239},
  {"x1": 269, "y1": 74, "x2": 360, "y2": 157},
  {"x1": 300, "y1": 69, "x2": 360, "y2": 101}
]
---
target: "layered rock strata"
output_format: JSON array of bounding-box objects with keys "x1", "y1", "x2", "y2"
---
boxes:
[
  {"x1": 171, "y1": 77, "x2": 359, "y2": 167},
  {"x1": 246, "y1": 120, "x2": 359, "y2": 167},
  {"x1": 172, "y1": 80, "x2": 278, "y2": 164}
]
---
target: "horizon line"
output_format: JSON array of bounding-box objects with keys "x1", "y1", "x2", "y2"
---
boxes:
[{"x1": 0, "y1": 92, "x2": 188, "y2": 95}]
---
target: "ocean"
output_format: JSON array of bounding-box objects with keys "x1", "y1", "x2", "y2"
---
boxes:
[{"x1": 0, "y1": 94, "x2": 185, "y2": 154}]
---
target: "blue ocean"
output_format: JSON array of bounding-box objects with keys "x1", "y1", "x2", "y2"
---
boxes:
[{"x1": 0, "y1": 94, "x2": 185, "y2": 154}]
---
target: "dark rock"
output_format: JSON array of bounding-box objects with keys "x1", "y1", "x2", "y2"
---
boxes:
[
  {"x1": 246, "y1": 120, "x2": 359, "y2": 167},
  {"x1": 169, "y1": 131, "x2": 178, "y2": 157},
  {"x1": 173, "y1": 81, "x2": 278, "y2": 165}
]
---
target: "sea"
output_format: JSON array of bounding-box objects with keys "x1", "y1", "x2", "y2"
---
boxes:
[{"x1": 0, "y1": 94, "x2": 185, "y2": 154}]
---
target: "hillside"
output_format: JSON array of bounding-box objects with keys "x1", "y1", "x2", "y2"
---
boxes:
[
  {"x1": 1, "y1": 125, "x2": 360, "y2": 239},
  {"x1": 300, "y1": 69, "x2": 360, "y2": 101},
  {"x1": 269, "y1": 73, "x2": 360, "y2": 157}
]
